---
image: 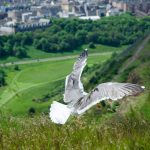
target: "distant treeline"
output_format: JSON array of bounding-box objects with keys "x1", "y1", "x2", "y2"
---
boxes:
[{"x1": 0, "y1": 14, "x2": 150, "y2": 58}]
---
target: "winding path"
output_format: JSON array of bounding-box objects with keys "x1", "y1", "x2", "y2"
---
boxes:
[{"x1": 0, "y1": 52, "x2": 112, "y2": 67}]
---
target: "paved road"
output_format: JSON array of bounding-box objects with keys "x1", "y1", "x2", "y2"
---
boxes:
[{"x1": 0, "y1": 52, "x2": 112, "y2": 67}]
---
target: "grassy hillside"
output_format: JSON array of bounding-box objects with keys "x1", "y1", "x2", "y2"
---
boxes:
[
  {"x1": 84, "y1": 33, "x2": 150, "y2": 90},
  {"x1": 0, "y1": 34, "x2": 150, "y2": 149},
  {"x1": 0, "y1": 108, "x2": 150, "y2": 150}
]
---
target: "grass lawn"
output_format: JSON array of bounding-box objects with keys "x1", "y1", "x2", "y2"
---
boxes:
[{"x1": 0, "y1": 54, "x2": 111, "y2": 116}]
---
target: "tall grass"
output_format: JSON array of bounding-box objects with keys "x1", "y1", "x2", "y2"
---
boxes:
[{"x1": 0, "y1": 109, "x2": 150, "y2": 150}]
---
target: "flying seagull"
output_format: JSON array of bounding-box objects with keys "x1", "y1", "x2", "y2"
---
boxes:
[{"x1": 49, "y1": 49, "x2": 145, "y2": 124}]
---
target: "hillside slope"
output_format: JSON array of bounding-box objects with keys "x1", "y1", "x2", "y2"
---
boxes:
[
  {"x1": 84, "y1": 33, "x2": 150, "y2": 90},
  {"x1": 0, "y1": 34, "x2": 150, "y2": 149},
  {"x1": 83, "y1": 33, "x2": 150, "y2": 120}
]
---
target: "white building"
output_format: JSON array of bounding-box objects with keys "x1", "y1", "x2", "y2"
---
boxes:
[
  {"x1": 0, "y1": 26, "x2": 15, "y2": 35},
  {"x1": 22, "y1": 12, "x2": 33, "y2": 23},
  {"x1": 106, "y1": 8, "x2": 121, "y2": 16}
]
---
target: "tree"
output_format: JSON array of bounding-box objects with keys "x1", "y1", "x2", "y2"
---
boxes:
[
  {"x1": 0, "y1": 14, "x2": 150, "y2": 58},
  {"x1": 13, "y1": 43, "x2": 27, "y2": 58},
  {"x1": 21, "y1": 33, "x2": 33, "y2": 45},
  {"x1": 41, "y1": 39, "x2": 50, "y2": 52},
  {"x1": 63, "y1": 34, "x2": 77, "y2": 50},
  {"x1": 75, "y1": 30, "x2": 87, "y2": 45},
  {"x1": 87, "y1": 32, "x2": 99, "y2": 43},
  {"x1": 0, "y1": 45, "x2": 5, "y2": 57},
  {"x1": 48, "y1": 25, "x2": 61, "y2": 34},
  {"x1": 64, "y1": 21, "x2": 77, "y2": 33},
  {"x1": 0, "y1": 70, "x2": 6, "y2": 87},
  {"x1": 59, "y1": 41, "x2": 70, "y2": 51},
  {"x1": 3, "y1": 41, "x2": 13, "y2": 55},
  {"x1": 33, "y1": 39, "x2": 41, "y2": 49}
]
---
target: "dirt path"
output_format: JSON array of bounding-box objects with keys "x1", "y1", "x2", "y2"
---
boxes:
[
  {"x1": 0, "y1": 52, "x2": 112, "y2": 67},
  {"x1": 119, "y1": 34, "x2": 150, "y2": 73}
]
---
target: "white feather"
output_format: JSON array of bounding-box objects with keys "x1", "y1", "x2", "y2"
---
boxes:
[
  {"x1": 141, "y1": 86, "x2": 145, "y2": 89},
  {"x1": 49, "y1": 101, "x2": 71, "y2": 124}
]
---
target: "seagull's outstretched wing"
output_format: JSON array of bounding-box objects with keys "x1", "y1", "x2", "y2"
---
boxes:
[
  {"x1": 74, "y1": 82, "x2": 145, "y2": 114},
  {"x1": 64, "y1": 49, "x2": 88, "y2": 104}
]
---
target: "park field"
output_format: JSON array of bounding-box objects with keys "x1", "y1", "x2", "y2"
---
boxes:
[
  {"x1": 0, "y1": 44, "x2": 127, "y2": 63},
  {"x1": 0, "y1": 52, "x2": 112, "y2": 116}
]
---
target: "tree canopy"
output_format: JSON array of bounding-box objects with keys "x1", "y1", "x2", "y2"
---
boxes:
[{"x1": 0, "y1": 14, "x2": 149, "y2": 58}]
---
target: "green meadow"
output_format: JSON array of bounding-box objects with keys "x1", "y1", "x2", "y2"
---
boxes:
[{"x1": 0, "y1": 53, "x2": 111, "y2": 116}]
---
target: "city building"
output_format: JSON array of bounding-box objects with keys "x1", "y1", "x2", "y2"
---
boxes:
[
  {"x1": 0, "y1": 0, "x2": 149, "y2": 35},
  {"x1": 8, "y1": 10, "x2": 22, "y2": 22},
  {"x1": 0, "y1": 13, "x2": 8, "y2": 20}
]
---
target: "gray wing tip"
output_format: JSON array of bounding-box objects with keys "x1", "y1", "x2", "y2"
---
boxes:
[
  {"x1": 79, "y1": 49, "x2": 88, "y2": 59},
  {"x1": 82, "y1": 48, "x2": 88, "y2": 57},
  {"x1": 84, "y1": 49, "x2": 88, "y2": 56},
  {"x1": 125, "y1": 83, "x2": 145, "y2": 94}
]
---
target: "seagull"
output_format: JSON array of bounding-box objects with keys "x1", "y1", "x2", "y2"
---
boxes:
[{"x1": 49, "y1": 49, "x2": 145, "y2": 124}]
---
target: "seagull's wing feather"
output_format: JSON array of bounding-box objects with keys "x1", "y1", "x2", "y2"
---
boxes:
[
  {"x1": 64, "y1": 50, "x2": 88, "y2": 103},
  {"x1": 74, "y1": 82, "x2": 144, "y2": 114}
]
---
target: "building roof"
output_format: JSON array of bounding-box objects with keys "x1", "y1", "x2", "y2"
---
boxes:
[{"x1": 79, "y1": 15, "x2": 100, "y2": 20}]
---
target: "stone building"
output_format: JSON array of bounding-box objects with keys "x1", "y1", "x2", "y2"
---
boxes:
[
  {"x1": 61, "y1": 0, "x2": 70, "y2": 12},
  {"x1": 8, "y1": 10, "x2": 22, "y2": 22},
  {"x1": 22, "y1": 12, "x2": 33, "y2": 22},
  {"x1": 0, "y1": 19, "x2": 50, "y2": 35}
]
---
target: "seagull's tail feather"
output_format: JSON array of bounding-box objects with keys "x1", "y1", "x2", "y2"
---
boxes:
[{"x1": 49, "y1": 101, "x2": 71, "y2": 124}]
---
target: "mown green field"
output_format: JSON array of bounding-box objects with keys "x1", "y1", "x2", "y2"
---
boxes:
[
  {"x1": 0, "y1": 53, "x2": 111, "y2": 116},
  {"x1": 0, "y1": 44, "x2": 127, "y2": 63}
]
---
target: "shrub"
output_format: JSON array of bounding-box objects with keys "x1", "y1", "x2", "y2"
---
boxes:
[
  {"x1": 89, "y1": 42, "x2": 96, "y2": 49},
  {"x1": 0, "y1": 69, "x2": 6, "y2": 87},
  {"x1": 28, "y1": 107, "x2": 36, "y2": 116},
  {"x1": 14, "y1": 65, "x2": 20, "y2": 71}
]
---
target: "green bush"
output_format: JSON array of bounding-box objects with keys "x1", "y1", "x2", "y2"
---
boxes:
[
  {"x1": 89, "y1": 42, "x2": 96, "y2": 49},
  {"x1": 0, "y1": 69, "x2": 6, "y2": 87}
]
